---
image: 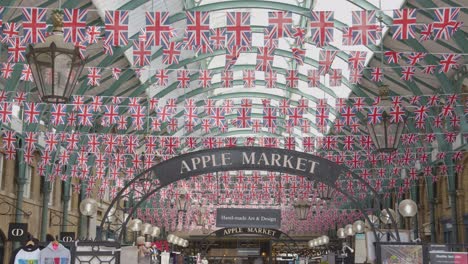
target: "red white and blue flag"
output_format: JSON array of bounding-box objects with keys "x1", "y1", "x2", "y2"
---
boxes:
[
  {"x1": 367, "y1": 106, "x2": 383, "y2": 124},
  {"x1": 371, "y1": 67, "x2": 383, "y2": 82},
  {"x1": 329, "y1": 69, "x2": 342, "y2": 87},
  {"x1": 318, "y1": 50, "x2": 337, "y2": 75},
  {"x1": 0, "y1": 102, "x2": 12, "y2": 123},
  {"x1": 133, "y1": 39, "x2": 151, "y2": 67},
  {"x1": 226, "y1": 12, "x2": 251, "y2": 47},
  {"x1": 146, "y1": 12, "x2": 173, "y2": 47},
  {"x1": 50, "y1": 104, "x2": 67, "y2": 126},
  {"x1": 86, "y1": 26, "x2": 101, "y2": 44},
  {"x1": 63, "y1": 8, "x2": 88, "y2": 43},
  {"x1": 199, "y1": 70, "x2": 212, "y2": 88},
  {"x1": 265, "y1": 71, "x2": 277, "y2": 88},
  {"x1": 155, "y1": 69, "x2": 169, "y2": 86},
  {"x1": 286, "y1": 70, "x2": 299, "y2": 88},
  {"x1": 162, "y1": 42, "x2": 182, "y2": 65},
  {"x1": 2, "y1": 22, "x2": 20, "y2": 42},
  {"x1": 105, "y1": 10, "x2": 129, "y2": 46},
  {"x1": 177, "y1": 70, "x2": 191, "y2": 88},
  {"x1": 256, "y1": 46, "x2": 275, "y2": 72},
  {"x1": 22, "y1": 8, "x2": 48, "y2": 43},
  {"x1": 236, "y1": 107, "x2": 252, "y2": 128},
  {"x1": 348, "y1": 51, "x2": 367, "y2": 70},
  {"x1": 210, "y1": 28, "x2": 226, "y2": 49},
  {"x1": 243, "y1": 70, "x2": 255, "y2": 88},
  {"x1": 439, "y1": 54, "x2": 460, "y2": 73},
  {"x1": 391, "y1": 9, "x2": 417, "y2": 40},
  {"x1": 309, "y1": 11, "x2": 334, "y2": 47},
  {"x1": 292, "y1": 48, "x2": 305, "y2": 65},
  {"x1": 350, "y1": 11, "x2": 379, "y2": 45},
  {"x1": 267, "y1": 11, "x2": 293, "y2": 39},
  {"x1": 432, "y1": 8, "x2": 461, "y2": 40},
  {"x1": 221, "y1": 71, "x2": 233, "y2": 88},
  {"x1": 87, "y1": 67, "x2": 101, "y2": 86},
  {"x1": 185, "y1": 11, "x2": 210, "y2": 47},
  {"x1": 7, "y1": 37, "x2": 26, "y2": 62},
  {"x1": 307, "y1": 69, "x2": 320, "y2": 87},
  {"x1": 23, "y1": 102, "x2": 42, "y2": 124}
]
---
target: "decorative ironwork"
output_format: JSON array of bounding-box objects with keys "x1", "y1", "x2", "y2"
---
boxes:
[
  {"x1": 101, "y1": 147, "x2": 402, "y2": 243},
  {"x1": 49, "y1": 210, "x2": 77, "y2": 227},
  {"x1": 0, "y1": 197, "x2": 32, "y2": 216},
  {"x1": 39, "y1": 241, "x2": 121, "y2": 264}
]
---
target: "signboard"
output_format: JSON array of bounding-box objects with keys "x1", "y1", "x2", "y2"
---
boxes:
[
  {"x1": 8, "y1": 223, "x2": 28, "y2": 241},
  {"x1": 60, "y1": 232, "x2": 76, "y2": 242},
  {"x1": 429, "y1": 252, "x2": 468, "y2": 264},
  {"x1": 216, "y1": 208, "x2": 281, "y2": 228},
  {"x1": 214, "y1": 227, "x2": 282, "y2": 238},
  {"x1": 380, "y1": 244, "x2": 423, "y2": 264},
  {"x1": 155, "y1": 147, "x2": 344, "y2": 186}
]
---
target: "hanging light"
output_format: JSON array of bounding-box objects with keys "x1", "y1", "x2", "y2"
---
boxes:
[
  {"x1": 151, "y1": 226, "x2": 161, "y2": 237},
  {"x1": 141, "y1": 223, "x2": 153, "y2": 235},
  {"x1": 128, "y1": 219, "x2": 143, "y2": 232},
  {"x1": 322, "y1": 236, "x2": 329, "y2": 244},
  {"x1": 26, "y1": 10, "x2": 85, "y2": 104},
  {"x1": 293, "y1": 199, "x2": 310, "y2": 220},
  {"x1": 352, "y1": 220, "x2": 365, "y2": 234},
  {"x1": 315, "y1": 182, "x2": 336, "y2": 202},
  {"x1": 79, "y1": 198, "x2": 97, "y2": 216},
  {"x1": 366, "y1": 85, "x2": 406, "y2": 152},
  {"x1": 345, "y1": 224, "x2": 355, "y2": 237},
  {"x1": 398, "y1": 199, "x2": 418, "y2": 218},
  {"x1": 176, "y1": 190, "x2": 189, "y2": 212},
  {"x1": 337, "y1": 228, "x2": 346, "y2": 239}
]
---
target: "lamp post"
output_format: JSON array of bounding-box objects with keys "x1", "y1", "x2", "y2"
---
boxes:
[
  {"x1": 293, "y1": 199, "x2": 310, "y2": 220},
  {"x1": 26, "y1": 10, "x2": 85, "y2": 104},
  {"x1": 79, "y1": 198, "x2": 97, "y2": 240},
  {"x1": 366, "y1": 85, "x2": 406, "y2": 152},
  {"x1": 398, "y1": 199, "x2": 418, "y2": 236}
]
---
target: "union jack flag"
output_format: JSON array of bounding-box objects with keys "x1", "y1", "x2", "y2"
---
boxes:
[
  {"x1": 263, "y1": 107, "x2": 277, "y2": 128},
  {"x1": 225, "y1": 45, "x2": 246, "y2": 70},
  {"x1": 104, "y1": 10, "x2": 129, "y2": 46},
  {"x1": 389, "y1": 105, "x2": 405, "y2": 123},
  {"x1": 371, "y1": 67, "x2": 383, "y2": 82},
  {"x1": 7, "y1": 37, "x2": 26, "y2": 62},
  {"x1": 384, "y1": 51, "x2": 401, "y2": 64},
  {"x1": 309, "y1": 11, "x2": 334, "y2": 47},
  {"x1": 419, "y1": 24, "x2": 433, "y2": 41},
  {"x1": 77, "y1": 105, "x2": 93, "y2": 126},
  {"x1": 348, "y1": 51, "x2": 367, "y2": 70},
  {"x1": 63, "y1": 8, "x2": 88, "y2": 43},
  {"x1": 146, "y1": 12, "x2": 173, "y2": 47},
  {"x1": 267, "y1": 11, "x2": 292, "y2": 39},
  {"x1": 307, "y1": 69, "x2": 320, "y2": 87},
  {"x1": 256, "y1": 46, "x2": 275, "y2": 72},
  {"x1": 199, "y1": 70, "x2": 212, "y2": 88},
  {"x1": 23, "y1": 102, "x2": 42, "y2": 123},
  {"x1": 341, "y1": 26, "x2": 353, "y2": 45},
  {"x1": 439, "y1": 54, "x2": 460, "y2": 73},
  {"x1": 400, "y1": 66, "x2": 415, "y2": 81},
  {"x1": 50, "y1": 104, "x2": 67, "y2": 126},
  {"x1": 265, "y1": 71, "x2": 277, "y2": 88},
  {"x1": 349, "y1": 68, "x2": 363, "y2": 84},
  {"x1": 177, "y1": 70, "x2": 191, "y2": 88},
  {"x1": 130, "y1": 106, "x2": 146, "y2": 130},
  {"x1": 86, "y1": 26, "x2": 101, "y2": 44},
  {"x1": 74, "y1": 41, "x2": 87, "y2": 59},
  {"x1": 286, "y1": 70, "x2": 298, "y2": 88},
  {"x1": 162, "y1": 42, "x2": 182, "y2": 65},
  {"x1": 329, "y1": 69, "x2": 342, "y2": 87},
  {"x1": 0, "y1": 7, "x2": 3, "y2": 34},
  {"x1": 318, "y1": 50, "x2": 337, "y2": 75},
  {"x1": 111, "y1": 68, "x2": 121, "y2": 80},
  {"x1": 210, "y1": 28, "x2": 226, "y2": 49},
  {"x1": 22, "y1": 8, "x2": 48, "y2": 43},
  {"x1": 209, "y1": 108, "x2": 225, "y2": 127},
  {"x1": 367, "y1": 106, "x2": 383, "y2": 124},
  {"x1": 103, "y1": 42, "x2": 113, "y2": 56},
  {"x1": 1, "y1": 63, "x2": 14, "y2": 79},
  {"x1": 87, "y1": 67, "x2": 101, "y2": 86},
  {"x1": 340, "y1": 106, "x2": 356, "y2": 126},
  {"x1": 133, "y1": 40, "x2": 151, "y2": 67},
  {"x1": 243, "y1": 70, "x2": 255, "y2": 88},
  {"x1": 292, "y1": 27, "x2": 306, "y2": 46},
  {"x1": 226, "y1": 12, "x2": 251, "y2": 47},
  {"x1": 2, "y1": 22, "x2": 20, "y2": 42},
  {"x1": 236, "y1": 107, "x2": 252, "y2": 128},
  {"x1": 155, "y1": 69, "x2": 169, "y2": 86},
  {"x1": 0, "y1": 102, "x2": 12, "y2": 123},
  {"x1": 391, "y1": 9, "x2": 417, "y2": 40},
  {"x1": 185, "y1": 11, "x2": 210, "y2": 47},
  {"x1": 407, "y1": 52, "x2": 425, "y2": 65},
  {"x1": 221, "y1": 71, "x2": 233, "y2": 88},
  {"x1": 432, "y1": 8, "x2": 461, "y2": 40},
  {"x1": 102, "y1": 105, "x2": 119, "y2": 126},
  {"x1": 292, "y1": 48, "x2": 305, "y2": 65},
  {"x1": 350, "y1": 11, "x2": 379, "y2": 45}
]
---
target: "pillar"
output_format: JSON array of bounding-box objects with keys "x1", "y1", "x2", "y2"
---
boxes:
[
  {"x1": 13, "y1": 139, "x2": 26, "y2": 250},
  {"x1": 40, "y1": 180, "x2": 51, "y2": 241},
  {"x1": 429, "y1": 199, "x2": 437, "y2": 243},
  {"x1": 61, "y1": 179, "x2": 71, "y2": 232},
  {"x1": 446, "y1": 156, "x2": 459, "y2": 243}
]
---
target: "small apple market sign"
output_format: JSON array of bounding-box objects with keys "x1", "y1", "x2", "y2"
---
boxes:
[
  {"x1": 156, "y1": 147, "x2": 343, "y2": 186},
  {"x1": 214, "y1": 227, "x2": 282, "y2": 239}
]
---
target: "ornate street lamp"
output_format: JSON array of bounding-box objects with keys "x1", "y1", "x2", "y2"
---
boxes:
[
  {"x1": 26, "y1": 10, "x2": 85, "y2": 104},
  {"x1": 398, "y1": 199, "x2": 418, "y2": 218},
  {"x1": 366, "y1": 85, "x2": 406, "y2": 152},
  {"x1": 293, "y1": 199, "x2": 310, "y2": 220},
  {"x1": 176, "y1": 190, "x2": 189, "y2": 212},
  {"x1": 79, "y1": 198, "x2": 97, "y2": 240}
]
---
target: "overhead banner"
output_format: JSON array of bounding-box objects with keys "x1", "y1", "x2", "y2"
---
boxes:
[
  {"x1": 216, "y1": 208, "x2": 281, "y2": 229},
  {"x1": 214, "y1": 227, "x2": 282, "y2": 238}
]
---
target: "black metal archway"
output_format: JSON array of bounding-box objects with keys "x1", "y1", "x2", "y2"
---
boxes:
[{"x1": 100, "y1": 147, "x2": 400, "y2": 242}]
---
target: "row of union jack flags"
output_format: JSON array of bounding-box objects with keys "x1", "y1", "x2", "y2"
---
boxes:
[{"x1": 1, "y1": 7, "x2": 462, "y2": 48}]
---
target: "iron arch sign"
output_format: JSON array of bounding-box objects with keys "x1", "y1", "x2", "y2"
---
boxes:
[
  {"x1": 156, "y1": 147, "x2": 344, "y2": 185},
  {"x1": 101, "y1": 147, "x2": 400, "y2": 242}
]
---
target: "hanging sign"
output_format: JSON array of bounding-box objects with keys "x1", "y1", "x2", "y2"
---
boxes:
[
  {"x1": 216, "y1": 208, "x2": 281, "y2": 229},
  {"x1": 429, "y1": 251, "x2": 468, "y2": 264},
  {"x1": 214, "y1": 227, "x2": 282, "y2": 238},
  {"x1": 60, "y1": 232, "x2": 76, "y2": 242},
  {"x1": 8, "y1": 223, "x2": 28, "y2": 241},
  {"x1": 155, "y1": 147, "x2": 344, "y2": 186}
]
